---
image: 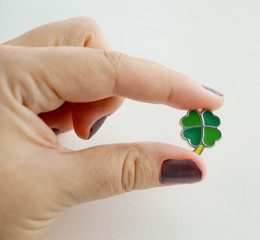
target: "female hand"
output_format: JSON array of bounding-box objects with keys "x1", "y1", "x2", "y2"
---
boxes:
[{"x1": 0, "y1": 17, "x2": 223, "y2": 240}]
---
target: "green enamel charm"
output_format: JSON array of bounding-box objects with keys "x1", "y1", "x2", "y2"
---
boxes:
[{"x1": 180, "y1": 110, "x2": 222, "y2": 154}]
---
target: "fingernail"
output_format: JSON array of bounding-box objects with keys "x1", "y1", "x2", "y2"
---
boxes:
[
  {"x1": 52, "y1": 128, "x2": 60, "y2": 135},
  {"x1": 201, "y1": 85, "x2": 223, "y2": 96},
  {"x1": 89, "y1": 116, "x2": 107, "y2": 139},
  {"x1": 160, "y1": 159, "x2": 202, "y2": 184}
]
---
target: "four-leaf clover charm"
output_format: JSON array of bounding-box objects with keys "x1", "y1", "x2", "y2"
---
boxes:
[{"x1": 180, "y1": 110, "x2": 222, "y2": 154}]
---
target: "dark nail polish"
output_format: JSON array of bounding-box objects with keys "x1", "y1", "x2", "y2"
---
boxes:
[
  {"x1": 201, "y1": 85, "x2": 223, "y2": 96},
  {"x1": 52, "y1": 128, "x2": 60, "y2": 135},
  {"x1": 89, "y1": 116, "x2": 107, "y2": 139},
  {"x1": 160, "y1": 159, "x2": 202, "y2": 184}
]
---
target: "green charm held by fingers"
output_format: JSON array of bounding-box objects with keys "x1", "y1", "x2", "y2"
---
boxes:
[{"x1": 180, "y1": 110, "x2": 222, "y2": 154}]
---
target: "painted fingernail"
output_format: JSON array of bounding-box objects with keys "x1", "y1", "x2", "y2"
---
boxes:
[
  {"x1": 160, "y1": 159, "x2": 202, "y2": 184},
  {"x1": 89, "y1": 116, "x2": 107, "y2": 139},
  {"x1": 201, "y1": 85, "x2": 223, "y2": 96},
  {"x1": 52, "y1": 128, "x2": 60, "y2": 135}
]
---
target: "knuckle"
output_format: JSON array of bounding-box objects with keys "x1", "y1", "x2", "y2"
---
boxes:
[
  {"x1": 68, "y1": 16, "x2": 101, "y2": 46},
  {"x1": 102, "y1": 50, "x2": 126, "y2": 94},
  {"x1": 70, "y1": 16, "x2": 100, "y2": 34},
  {"x1": 106, "y1": 51, "x2": 125, "y2": 69},
  {"x1": 73, "y1": 16, "x2": 98, "y2": 25},
  {"x1": 120, "y1": 144, "x2": 145, "y2": 192}
]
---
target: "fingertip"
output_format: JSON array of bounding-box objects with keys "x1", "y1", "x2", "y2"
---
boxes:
[
  {"x1": 176, "y1": 148, "x2": 207, "y2": 182},
  {"x1": 201, "y1": 85, "x2": 224, "y2": 97},
  {"x1": 168, "y1": 75, "x2": 224, "y2": 111},
  {"x1": 136, "y1": 142, "x2": 207, "y2": 185},
  {"x1": 88, "y1": 115, "x2": 107, "y2": 139},
  {"x1": 200, "y1": 85, "x2": 224, "y2": 111},
  {"x1": 188, "y1": 150, "x2": 207, "y2": 181},
  {"x1": 72, "y1": 97, "x2": 123, "y2": 140}
]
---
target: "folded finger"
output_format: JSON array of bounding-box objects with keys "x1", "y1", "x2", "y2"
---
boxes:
[
  {"x1": 2, "y1": 16, "x2": 111, "y2": 49},
  {"x1": 72, "y1": 97, "x2": 124, "y2": 139}
]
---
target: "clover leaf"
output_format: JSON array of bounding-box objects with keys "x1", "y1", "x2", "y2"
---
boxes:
[{"x1": 181, "y1": 110, "x2": 221, "y2": 154}]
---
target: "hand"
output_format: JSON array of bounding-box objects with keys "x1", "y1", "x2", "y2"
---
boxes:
[{"x1": 0, "y1": 17, "x2": 223, "y2": 240}]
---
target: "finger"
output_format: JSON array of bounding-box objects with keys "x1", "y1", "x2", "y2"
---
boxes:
[
  {"x1": 38, "y1": 97, "x2": 124, "y2": 138},
  {"x1": 2, "y1": 16, "x2": 111, "y2": 49},
  {"x1": 72, "y1": 97, "x2": 124, "y2": 139},
  {"x1": 4, "y1": 46, "x2": 223, "y2": 113},
  {"x1": 4, "y1": 17, "x2": 125, "y2": 135},
  {"x1": 53, "y1": 142, "x2": 206, "y2": 206},
  {"x1": 38, "y1": 102, "x2": 73, "y2": 133}
]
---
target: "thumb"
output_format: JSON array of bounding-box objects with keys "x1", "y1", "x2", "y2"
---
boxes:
[{"x1": 55, "y1": 142, "x2": 206, "y2": 207}]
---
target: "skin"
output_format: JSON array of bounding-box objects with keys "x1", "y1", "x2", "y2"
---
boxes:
[{"x1": 0, "y1": 17, "x2": 224, "y2": 240}]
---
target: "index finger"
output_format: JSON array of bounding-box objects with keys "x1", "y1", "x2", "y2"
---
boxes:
[{"x1": 3, "y1": 46, "x2": 223, "y2": 113}]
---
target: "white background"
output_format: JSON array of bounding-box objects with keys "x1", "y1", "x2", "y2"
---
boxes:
[{"x1": 1, "y1": 0, "x2": 260, "y2": 239}]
